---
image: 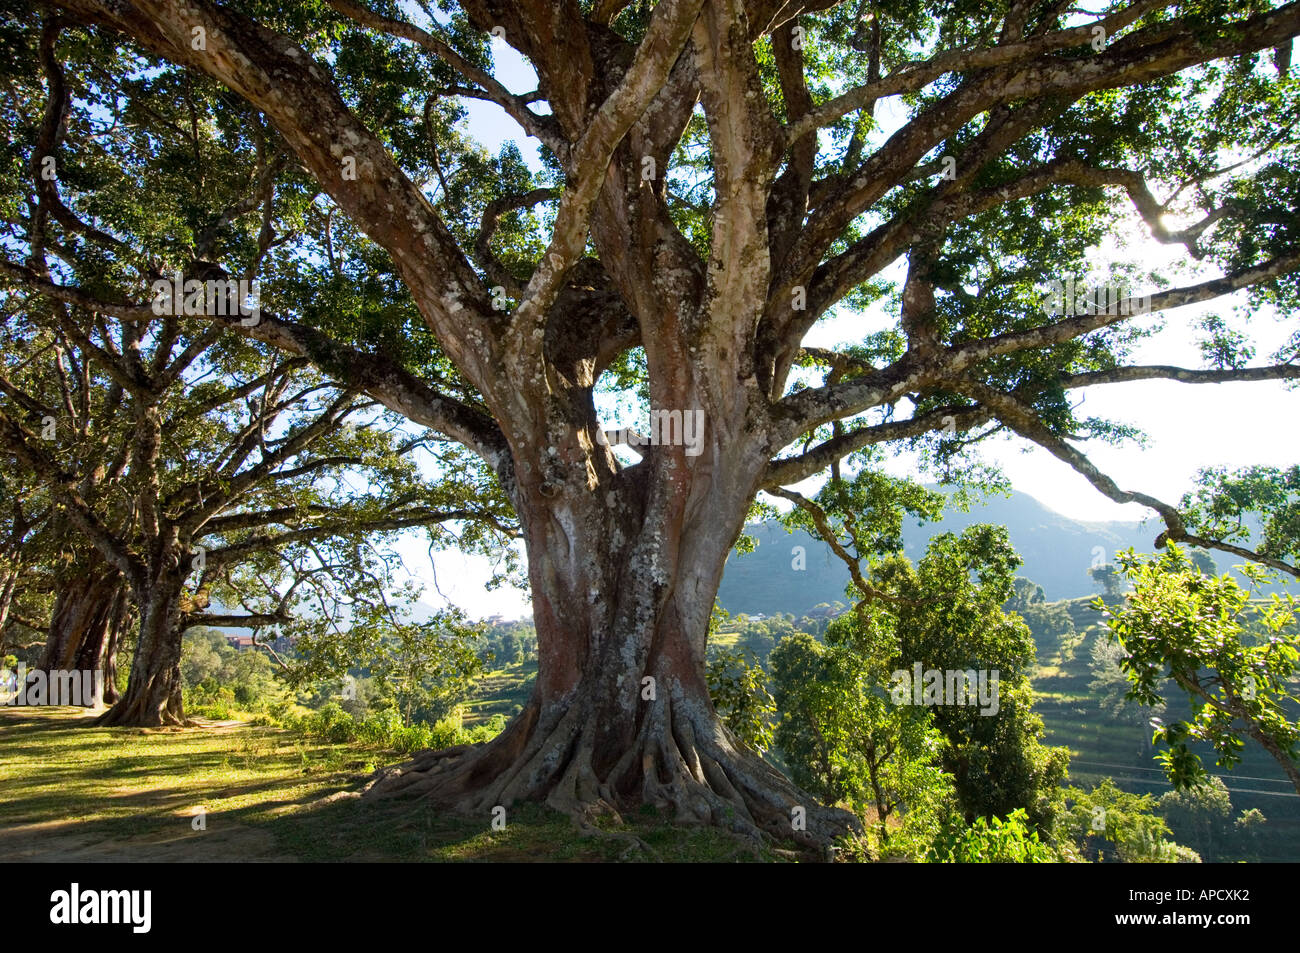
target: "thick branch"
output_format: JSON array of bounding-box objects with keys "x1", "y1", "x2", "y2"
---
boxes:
[
  {"x1": 954, "y1": 376, "x2": 1300, "y2": 579},
  {"x1": 507, "y1": 0, "x2": 706, "y2": 354},
  {"x1": 323, "y1": 0, "x2": 564, "y2": 155},
  {"x1": 784, "y1": 0, "x2": 1169, "y2": 144},
  {"x1": 763, "y1": 404, "x2": 990, "y2": 487},
  {"x1": 475, "y1": 187, "x2": 560, "y2": 294}
]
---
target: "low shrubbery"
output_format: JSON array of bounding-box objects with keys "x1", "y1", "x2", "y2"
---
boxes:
[
  {"x1": 282, "y1": 702, "x2": 506, "y2": 754},
  {"x1": 185, "y1": 680, "x2": 238, "y2": 720},
  {"x1": 926, "y1": 809, "x2": 1060, "y2": 863}
]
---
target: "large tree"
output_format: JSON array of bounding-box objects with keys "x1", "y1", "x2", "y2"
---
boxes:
[
  {"x1": 0, "y1": 315, "x2": 511, "y2": 724},
  {"x1": 0, "y1": 14, "x2": 515, "y2": 725},
  {"x1": 4, "y1": 0, "x2": 1300, "y2": 844}
]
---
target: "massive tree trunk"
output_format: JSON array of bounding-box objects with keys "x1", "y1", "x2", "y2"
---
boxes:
[
  {"x1": 29, "y1": 559, "x2": 128, "y2": 708},
  {"x1": 367, "y1": 381, "x2": 856, "y2": 847},
  {"x1": 96, "y1": 575, "x2": 186, "y2": 727},
  {"x1": 367, "y1": 518, "x2": 852, "y2": 844},
  {"x1": 70, "y1": 584, "x2": 128, "y2": 706}
]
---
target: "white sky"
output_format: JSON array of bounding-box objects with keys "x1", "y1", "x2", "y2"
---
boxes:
[{"x1": 405, "y1": 36, "x2": 1299, "y2": 621}]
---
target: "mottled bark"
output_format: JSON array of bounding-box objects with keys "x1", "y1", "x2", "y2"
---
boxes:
[
  {"x1": 28, "y1": 556, "x2": 128, "y2": 708},
  {"x1": 96, "y1": 576, "x2": 186, "y2": 727},
  {"x1": 366, "y1": 387, "x2": 857, "y2": 847}
]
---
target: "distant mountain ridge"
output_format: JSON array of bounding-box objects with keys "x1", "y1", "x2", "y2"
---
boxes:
[{"x1": 716, "y1": 489, "x2": 1247, "y2": 617}]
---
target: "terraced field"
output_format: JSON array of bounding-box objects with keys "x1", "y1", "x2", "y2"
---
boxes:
[
  {"x1": 462, "y1": 660, "x2": 536, "y2": 726},
  {"x1": 1030, "y1": 599, "x2": 1300, "y2": 862}
]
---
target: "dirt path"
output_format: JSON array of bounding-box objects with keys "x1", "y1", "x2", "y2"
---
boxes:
[{"x1": 0, "y1": 817, "x2": 294, "y2": 862}]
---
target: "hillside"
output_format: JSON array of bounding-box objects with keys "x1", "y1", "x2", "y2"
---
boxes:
[{"x1": 717, "y1": 489, "x2": 1252, "y2": 617}]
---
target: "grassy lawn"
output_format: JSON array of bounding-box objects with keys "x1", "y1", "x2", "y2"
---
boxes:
[{"x1": 0, "y1": 707, "x2": 785, "y2": 862}]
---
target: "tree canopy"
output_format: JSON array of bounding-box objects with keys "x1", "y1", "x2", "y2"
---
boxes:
[{"x1": 1, "y1": 0, "x2": 1298, "y2": 844}]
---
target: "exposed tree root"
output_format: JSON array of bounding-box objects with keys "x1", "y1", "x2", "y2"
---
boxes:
[
  {"x1": 362, "y1": 693, "x2": 861, "y2": 854},
  {"x1": 94, "y1": 689, "x2": 189, "y2": 728},
  {"x1": 95, "y1": 705, "x2": 190, "y2": 728},
  {"x1": 571, "y1": 814, "x2": 661, "y2": 861}
]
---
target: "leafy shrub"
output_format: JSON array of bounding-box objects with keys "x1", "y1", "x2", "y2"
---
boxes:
[
  {"x1": 186, "y1": 679, "x2": 237, "y2": 719},
  {"x1": 389, "y1": 722, "x2": 432, "y2": 754},
  {"x1": 190, "y1": 703, "x2": 234, "y2": 720},
  {"x1": 927, "y1": 809, "x2": 1059, "y2": 863},
  {"x1": 286, "y1": 702, "x2": 506, "y2": 753},
  {"x1": 266, "y1": 699, "x2": 293, "y2": 722}
]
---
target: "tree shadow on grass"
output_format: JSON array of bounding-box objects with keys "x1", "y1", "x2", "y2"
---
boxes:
[{"x1": 0, "y1": 709, "x2": 788, "y2": 861}]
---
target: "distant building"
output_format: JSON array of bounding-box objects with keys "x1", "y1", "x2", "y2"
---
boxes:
[
  {"x1": 224, "y1": 633, "x2": 296, "y2": 654},
  {"x1": 269, "y1": 634, "x2": 296, "y2": 655}
]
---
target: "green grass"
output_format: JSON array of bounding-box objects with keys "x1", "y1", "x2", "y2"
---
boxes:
[{"x1": 0, "y1": 707, "x2": 785, "y2": 862}]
